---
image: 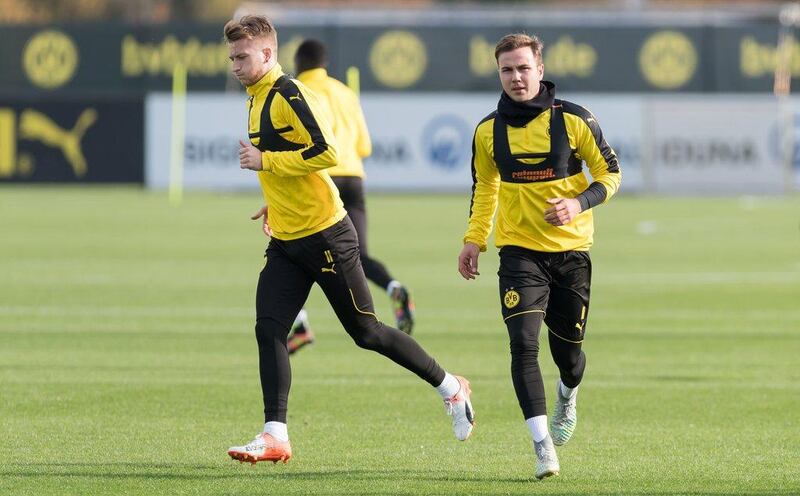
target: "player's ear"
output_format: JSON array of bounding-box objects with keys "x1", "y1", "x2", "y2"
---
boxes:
[
  {"x1": 262, "y1": 46, "x2": 272, "y2": 64},
  {"x1": 537, "y1": 63, "x2": 544, "y2": 79}
]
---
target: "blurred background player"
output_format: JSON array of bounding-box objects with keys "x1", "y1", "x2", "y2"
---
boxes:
[
  {"x1": 457, "y1": 33, "x2": 621, "y2": 479},
  {"x1": 290, "y1": 38, "x2": 416, "y2": 350}
]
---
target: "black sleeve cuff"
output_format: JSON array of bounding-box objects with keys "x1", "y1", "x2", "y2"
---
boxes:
[{"x1": 576, "y1": 182, "x2": 608, "y2": 211}]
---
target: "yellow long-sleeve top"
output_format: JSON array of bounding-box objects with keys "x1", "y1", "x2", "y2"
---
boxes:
[
  {"x1": 464, "y1": 82, "x2": 621, "y2": 253},
  {"x1": 297, "y1": 68, "x2": 372, "y2": 178},
  {"x1": 246, "y1": 63, "x2": 346, "y2": 240}
]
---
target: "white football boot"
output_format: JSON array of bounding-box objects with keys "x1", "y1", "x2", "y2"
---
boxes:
[{"x1": 443, "y1": 375, "x2": 475, "y2": 441}]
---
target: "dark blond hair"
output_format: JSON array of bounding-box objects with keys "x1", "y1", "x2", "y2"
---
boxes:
[
  {"x1": 223, "y1": 15, "x2": 277, "y2": 44},
  {"x1": 494, "y1": 33, "x2": 543, "y2": 63}
]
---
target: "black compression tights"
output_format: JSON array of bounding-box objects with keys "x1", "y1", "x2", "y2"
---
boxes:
[
  {"x1": 256, "y1": 314, "x2": 445, "y2": 423},
  {"x1": 506, "y1": 312, "x2": 586, "y2": 419}
]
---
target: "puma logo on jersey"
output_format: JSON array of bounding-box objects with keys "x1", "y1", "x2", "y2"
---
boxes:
[
  {"x1": 289, "y1": 94, "x2": 303, "y2": 102},
  {"x1": 321, "y1": 264, "x2": 336, "y2": 274},
  {"x1": 575, "y1": 323, "x2": 583, "y2": 331}
]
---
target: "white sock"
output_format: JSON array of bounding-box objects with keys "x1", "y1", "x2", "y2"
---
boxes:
[
  {"x1": 386, "y1": 280, "x2": 402, "y2": 296},
  {"x1": 435, "y1": 372, "x2": 460, "y2": 399},
  {"x1": 263, "y1": 421, "x2": 289, "y2": 442},
  {"x1": 292, "y1": 309, "x2": 308, "y2": 329},
  {"x1": 560, "y1": 381, "x2": 577, "y2": 399},
  {"x1": 526, "y1": 415, "x2": 549, "y2": 443}
]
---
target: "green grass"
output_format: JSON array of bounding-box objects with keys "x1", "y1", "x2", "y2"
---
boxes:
[{"x1": 1, "y1": 187, "x2": 799, "y2": 495}]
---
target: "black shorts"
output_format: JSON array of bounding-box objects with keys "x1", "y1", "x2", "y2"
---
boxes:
[
  {"x1": 331, "y1": 176, "x2": 366, "y2": 213},
  {"x1": 332, "y1": 176, "x2": 368, "y2": 253},
  {"x1": 498, "y1": 246, "x2": 592, "y2": 343},
  {"x1": 256, "y1": 217, "x2": 375, "y2": 331}
]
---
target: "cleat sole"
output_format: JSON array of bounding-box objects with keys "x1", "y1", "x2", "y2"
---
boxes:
[{"x1": 228, "y1": 451, "x2": 292, "y2": 465}]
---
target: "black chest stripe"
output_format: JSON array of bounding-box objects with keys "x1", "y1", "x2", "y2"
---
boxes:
[
  {"x1": 248, "y1": 75, "x2": 310, "y2": 153},
  {"x1": 493, "y1": 102, "x2": 583, "y2": 184}
]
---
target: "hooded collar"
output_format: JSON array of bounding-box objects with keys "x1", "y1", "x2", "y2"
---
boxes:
[
  {"x1": 497, "y1": 80, "x2": 556, "y2": 127},
  {"x1": 246, "y1": 63, "x2": 285, "y2": 96}
]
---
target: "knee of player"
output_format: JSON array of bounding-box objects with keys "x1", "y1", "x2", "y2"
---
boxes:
[
  {"x1": 558, "y1": 350, "x2": 586, "y2": 383},
  {"x1": 569, "y1": 350, "x2": 587, "y2": 373},
  {"x1": 509, "y1": 338, "x2": 540, "y2": 357},
  {"x1": 350, "y1": 324, "x2": 383, "y2": 350},
  {"x1": 255, "y1": 318, "x2": 289, "y2": 343},
  {"x1": 507, "y1": 326, "x2": 541, "y2": 355}
]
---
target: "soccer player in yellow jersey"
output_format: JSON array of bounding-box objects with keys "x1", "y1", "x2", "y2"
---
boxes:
[
  {"x1": 457, "y1": 34, "x2": 621, "y2": 479},
  {"x1": 223, "y1": 15, "x2": 474, "y2": 465},
  {"x1": 292, "y1": 39, "x2": 416, "y2": 346}
]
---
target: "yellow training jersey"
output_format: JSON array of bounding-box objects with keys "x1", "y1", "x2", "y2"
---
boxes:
[
  {"x1": 246, "y1": 63, "x2": 346, "y2": 240},
  {"x1": 297, "y1": 68, "x2": 372, "y2": 178},
  {"x1": 464, "y1": 84, "x2": 621, "y2": 253}
]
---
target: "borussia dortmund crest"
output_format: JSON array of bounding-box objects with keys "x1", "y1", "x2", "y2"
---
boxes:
[{"x1": 504, "y1": 289, "x2": 520, "y2": 309}]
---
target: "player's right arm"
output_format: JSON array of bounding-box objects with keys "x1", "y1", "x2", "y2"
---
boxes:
[
  {"x1": 462, "y1": 119, "x2": 499, "y2": 252},
  {"x1": 458, "y1": 242, "x2": 481, "y2": 280},
  {"x1": 459, "y1": 119, "x2": 499, "y2": 279}
]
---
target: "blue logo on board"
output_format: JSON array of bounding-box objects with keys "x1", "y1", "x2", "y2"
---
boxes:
[{"x1": 421, "y1": 115, "x2": 471, "y2": 170}]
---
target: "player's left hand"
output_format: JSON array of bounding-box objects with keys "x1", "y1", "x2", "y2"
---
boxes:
[
  {"x1": 239, "y1": 140, "x2": 262, "y2": 171},
  {"x1": 250, "y1": 205, "x2": 272, "y2": 237},
  {"x1": 544, "y1": 198, "x2": 582, "y2": 226}
]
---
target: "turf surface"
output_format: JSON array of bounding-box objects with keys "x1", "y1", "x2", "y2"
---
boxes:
[{"x1": 1, "y1": 187, "x2": 798, "y2": 495}]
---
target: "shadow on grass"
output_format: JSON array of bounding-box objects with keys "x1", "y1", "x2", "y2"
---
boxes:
[
  {"x1": 2, "y1": 463, "x2": 793, "y2": 495},
  {"x1": 2, "y1": 462, "x2": 531, "y2": 483}
]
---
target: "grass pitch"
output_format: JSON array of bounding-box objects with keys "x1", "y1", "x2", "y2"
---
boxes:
[{"x1": 1, "y1": 187, "x2": 798, "y2": 495}]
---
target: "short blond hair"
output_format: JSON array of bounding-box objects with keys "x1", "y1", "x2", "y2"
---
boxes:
[
  {"x1": 494, "y1": 33, "x2": 543, "y2": 63},
  {"x1": 223, "y1": 15, "x2": 277, "y2": 44}
]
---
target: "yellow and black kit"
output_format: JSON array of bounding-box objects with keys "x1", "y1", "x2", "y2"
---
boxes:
[
  {"x1": 464, "y1": 81, "x2": 621, "y2": 421},
  {"x1": 246, "y1": 63, "x2": 344, "y2": 240},
  {"x1": 464, "y1": 81, "x2": 621, "y2": 253},
  {"x1": 243, "y1": 65, "x2": 446, "y2": 425}
]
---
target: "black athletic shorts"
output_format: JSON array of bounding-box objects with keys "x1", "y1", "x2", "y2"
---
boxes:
[
  {"x1": 331, "y1": 176, "x2": 365, "y2": 213},
  {"x1": 256, "y1": 216, "x2": 375, "y2": 331},
  {"x1": 497, "y1": 246, "x2": 592, "y2": 344}
]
